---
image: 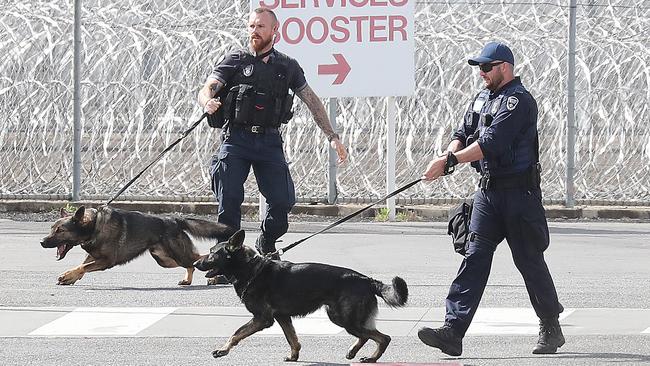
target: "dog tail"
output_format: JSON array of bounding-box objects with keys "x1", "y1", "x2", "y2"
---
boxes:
[
  {"x1": 176, "y1": 218, "x2": 236, "y2": 241},
  {"x1": 372, "y1": 276, "x2": 408, "y2": 308}
]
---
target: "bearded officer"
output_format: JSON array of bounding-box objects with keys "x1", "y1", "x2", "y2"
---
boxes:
[
  {"x1": 418, "y1": 41, "x2": 565, "y2": 356},
  {"x1": 198, "y1": 7, "x2": 348, "y2": 261}
]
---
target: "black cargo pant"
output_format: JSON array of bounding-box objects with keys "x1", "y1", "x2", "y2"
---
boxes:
[
  {"x1": 210, "y1": 127, "x2": 295, "y2": 243},
  {"x1": 444, "y1": 186, "x2": 562, "y2": 336}
]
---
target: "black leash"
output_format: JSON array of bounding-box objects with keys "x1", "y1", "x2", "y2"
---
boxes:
[
  {"x1": 106, "y1": 112, "x2": 209, "y2": 205},
  {"x1": 271, "y1": 178, "x2": 423, "y2": 257}
]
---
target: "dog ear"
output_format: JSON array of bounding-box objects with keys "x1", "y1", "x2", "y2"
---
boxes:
[
  {"x1": 73, "y1": 206, "x2": 86, "y2": 222},
  {"x1": 226, "y1": 229, "x2": 245, "y2": 252},
  {"x1": 59, "y1": 207, "x2": 70, "y2": 218}
]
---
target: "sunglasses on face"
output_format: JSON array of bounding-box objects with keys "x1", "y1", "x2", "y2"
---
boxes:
[{"x1": 479, "y1": 61, "x2": 504, "y2": 73}]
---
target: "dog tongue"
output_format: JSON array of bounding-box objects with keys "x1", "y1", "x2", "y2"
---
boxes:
[{"x1": 56, "y1": 245, "x2": 66, "y2": 260}]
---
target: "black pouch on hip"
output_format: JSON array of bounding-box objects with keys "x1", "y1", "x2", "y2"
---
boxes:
[
  {"x1": 206, "y1": 88, "x2": 229, "y2": 128},
  {"x1": 447, "y1": 200, "x2": 474, "y2": 256}
]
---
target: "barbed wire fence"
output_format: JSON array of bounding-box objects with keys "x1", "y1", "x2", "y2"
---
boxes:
[{"x1": 1, "y1": 0, "x2": 648, "y2": 206}]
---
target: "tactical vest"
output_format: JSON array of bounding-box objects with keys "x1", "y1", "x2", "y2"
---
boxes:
[
  {"x1": 468, "y1": 84, "x2": 537, "y2": 176},
  {"x1": 464, "y1": 90, "x2": 489, "y2": 172},
  {"x1": 207, "y1": 49, "x2": 294, "y2": 129}
]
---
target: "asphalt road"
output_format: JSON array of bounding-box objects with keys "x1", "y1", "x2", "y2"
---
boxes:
[{"x1": 1, "y1": 218, "x2": 649, "y2": 365}]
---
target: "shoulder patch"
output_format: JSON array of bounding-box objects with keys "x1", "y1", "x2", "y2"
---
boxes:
[
  {"x1": 243, "y1": 64, "x2": 254, "y2": 77},
  {"x1": 506, "y1": 96, "x2": 519, "y2": 111}
]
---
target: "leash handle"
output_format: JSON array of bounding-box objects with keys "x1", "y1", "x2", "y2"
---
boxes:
[
  {"x1": 106, "y1": 112, "x2": 208, "y2": 205},
  {"x1": 273, "y1": 178, "x2": 422, "y2": 256}
]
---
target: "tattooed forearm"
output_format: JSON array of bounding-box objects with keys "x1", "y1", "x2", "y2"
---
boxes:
[
  {"x1": 198, "y1": 79, "x2": 223, "y2": 107},
  {"x1": 296, "y1": 85, "x2": 335, "y2": 136}
]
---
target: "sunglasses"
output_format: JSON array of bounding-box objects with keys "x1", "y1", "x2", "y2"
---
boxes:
[{"x1": 479, "y1": 62, "x2": 504, "y2": 73}]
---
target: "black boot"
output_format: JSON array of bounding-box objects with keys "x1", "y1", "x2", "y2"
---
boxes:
[
  {"x1": 255, "y1": 234, "x2": 279, "y2": 260},
  {"x1": 533, "y1": 317, "x2": 565, "y2": 354},
  {"x1": 418, "y1": 325, "x2": 463, "y2": 356}
]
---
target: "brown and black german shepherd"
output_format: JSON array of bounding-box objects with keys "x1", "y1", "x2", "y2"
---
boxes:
[
  {"x1": 193, "y1": 229, "x2": 408, "y2": 363},
  {"x1": 40, "y1": 206, "x2": 234, "y2": 286}
]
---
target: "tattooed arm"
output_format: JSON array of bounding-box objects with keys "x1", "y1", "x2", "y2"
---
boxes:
[
  {"x1": 198, "y1": 79, "x2": 224, "y2": 114},
  {"x1": 296, "y1": 85, "x2": 348, "y2": 163}
]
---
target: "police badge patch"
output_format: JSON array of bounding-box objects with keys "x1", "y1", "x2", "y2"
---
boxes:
[
  {"x1": 243, "y1": 64, "x2": 254, "y2": 77},
  {"x1": 506, "y1": 96, "x2": 519, "y2": 111}
]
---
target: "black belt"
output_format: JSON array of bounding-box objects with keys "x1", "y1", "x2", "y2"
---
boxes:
[
  {"x1": 480, "y1": 166, "x2": 540, "y2": 190},
  {"x1": 230, "y1": 124, "x2": 279, "y2": 135}
]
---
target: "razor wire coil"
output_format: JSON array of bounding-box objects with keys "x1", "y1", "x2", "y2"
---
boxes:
[{"x1": 1, "y1": 0, "x2": 649, "y2": 205}]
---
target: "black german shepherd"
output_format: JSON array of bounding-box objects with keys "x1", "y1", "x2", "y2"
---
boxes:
[
  {"x1": 193, "y1": 229, "x2": 408, "y2": 363},
  {"x1": 40, "y1": 206, "x2": 235, "y2": 285}
]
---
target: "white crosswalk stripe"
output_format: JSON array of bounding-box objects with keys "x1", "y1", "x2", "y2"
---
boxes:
[
  {"x1": 465, "y1": 308, "x2": 574, "y2": 335},
  {"x1": 28, "y1": 307, "x2": 176, "y2": 337},
  {"x1": 1, "y1": 307, "x2": 649, "y2": 338}
]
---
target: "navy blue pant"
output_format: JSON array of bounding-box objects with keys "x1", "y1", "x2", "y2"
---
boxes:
[
  {"x1": 210, "y1": 128, "x2": 295, "y2": 243},
  {"x1": 445, "y1": 187, "x2": 561, "y2": 336}
]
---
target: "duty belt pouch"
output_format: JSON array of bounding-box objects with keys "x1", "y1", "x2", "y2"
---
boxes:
[
  {"x1": 207, "y1": 88, "x2": 229, "y2": 128},
  {"x1": 447, "y1": 200, "x2": 473, "y2": 256},
  {"x1": 207, "y1": 110, "x2": 224, "y2": 128}
]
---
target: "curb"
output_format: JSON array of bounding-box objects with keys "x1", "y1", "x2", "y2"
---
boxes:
[{"x1": 1, "y1": 200, "x2": 649, "y2": 221}]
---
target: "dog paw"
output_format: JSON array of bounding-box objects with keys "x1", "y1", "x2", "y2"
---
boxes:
[
  {"x1": 57, "y1": 273, "x2": 79, "y2": 285},
  {"x1": 359, "y1": 356, "x2": 377, "y2": 363},
  {"x1": 345, "y1": 352, "x2": 355, "y2": 360},
  {"x1": 212, "y1": 349, "x2": 229, "y2": 358},
  {"x1": 283, "y1": 355, "x2": 299, "y2": 362},
  {"x1": 177, "y1": 279, "x2": 191, "y2": 286}
]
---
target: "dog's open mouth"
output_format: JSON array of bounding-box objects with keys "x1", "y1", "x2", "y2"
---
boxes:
[{"x1": 56, "y1": 244, "x2": 73, "y2": 260}]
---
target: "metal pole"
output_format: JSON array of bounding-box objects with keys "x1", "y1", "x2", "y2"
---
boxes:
[
  {"x1": 566, "y1": 0, "x2": 577, "y2": 208},
  {"x1": 327, "y1": 98, "x2": 337, "y2": 204},
  {"x1": 386, "y1": 97, "x2": 396, "y2": 221},
  {"x1": 72, "y1": 0, "x2": 82, "y2": 201}
]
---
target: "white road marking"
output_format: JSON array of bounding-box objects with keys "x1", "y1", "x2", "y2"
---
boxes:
[
  {"x1": 2, "y1": 307, "x2": 646, "y2": 338},
  {"x1": 259, "y1": 308, "x2": 344, "y2": 335},
  {"x1": 28, "y1": 307, "x2": 176, "y2": 336},
  {"x1": 466, "y1": 307, "x2": 574, "y2": 335}
]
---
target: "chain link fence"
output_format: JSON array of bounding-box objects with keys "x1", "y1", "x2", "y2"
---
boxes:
[{"x1": 1, "y1": 0, "x2": 649, "y2": 205}]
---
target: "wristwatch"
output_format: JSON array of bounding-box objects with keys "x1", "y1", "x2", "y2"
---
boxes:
[
  {"x1": 327, "y1": 133, "x2": 340, "y2": 142},
  {"x1": 444, "y1": 151, "x2": 459, "y2": 175}
]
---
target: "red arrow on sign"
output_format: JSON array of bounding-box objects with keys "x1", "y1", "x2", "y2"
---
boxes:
[{"x1": 318, "y1": 54, "x2": 351, "y2": 85}]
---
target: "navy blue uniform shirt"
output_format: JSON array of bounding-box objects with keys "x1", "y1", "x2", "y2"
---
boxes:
[
  {"x1": 209, "y1": 48, "x2": 308, "y2": 93},
  {"x1": 453, "y1": 77, "x2": 539, "y2": 177}
]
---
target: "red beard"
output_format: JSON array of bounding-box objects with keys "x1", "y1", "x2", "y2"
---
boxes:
[{"x1": 250, "y1": 35, "x2": 273, "y2": 53}]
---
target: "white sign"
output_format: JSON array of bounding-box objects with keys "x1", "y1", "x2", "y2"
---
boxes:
[{"x1": 251, "y1": 0, "x2": 414, "y2": 98}]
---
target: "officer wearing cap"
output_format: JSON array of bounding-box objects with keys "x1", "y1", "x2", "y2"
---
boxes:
[
  {"x1": 418, "y1": 41, "x2": 565, "y2": 356},
  {"x1": 198, "y1": 7, "x2": 348, "y2": 262}
]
